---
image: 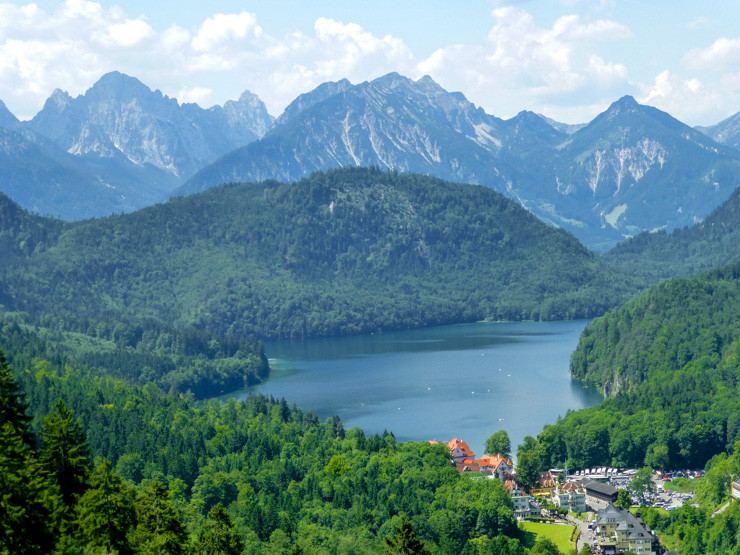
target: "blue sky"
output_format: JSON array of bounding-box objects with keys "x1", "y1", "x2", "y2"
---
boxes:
[{"x1": 1, "y1": 1, "x2": 740, "y2": 125}]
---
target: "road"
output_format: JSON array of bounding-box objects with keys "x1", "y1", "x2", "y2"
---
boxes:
[{"x1": 566, "y1": 514, "x2": 595, "y2": 552}]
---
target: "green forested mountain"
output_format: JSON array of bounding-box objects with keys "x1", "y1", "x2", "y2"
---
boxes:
[
  {"x1": 518, "y1": 262, "x2": 740, "y2": 472},
  {"x1": 1, "y1": 167, "x2": 633, "y2": 343},
  {"x1": 605, "y1": 184, "x2": 740, "y2": 284},
  {"x1": 0, "y1": 191, "x2": 269, "y2": 399}
]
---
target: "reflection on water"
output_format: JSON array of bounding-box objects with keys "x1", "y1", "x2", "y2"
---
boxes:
[{"x1": 230, "y1": 320, "x2": 603, "y2": 458}]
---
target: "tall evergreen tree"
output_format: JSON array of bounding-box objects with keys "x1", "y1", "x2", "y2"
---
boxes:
[
  {"x1": 75, "y1": 460, "x2": 136, "y2": 555},
  {"x1": 384, "y1": 515, "x2": 429, "y2": 554},
  {"x1": 40, "y1": 399, "x2": 91, "y2": 507},
  {"x1": 194, "y1": 503, "x2": 244, "y2": 555},
  {"x1": 132, "y1": 480, "x2": 189, "y2": 554},
  {"x1": 0, "y1": 350, "x2": 32, "y2": 445},
  {"x1": 0, "y1": 422, "x2": 59, "y2": 554}
]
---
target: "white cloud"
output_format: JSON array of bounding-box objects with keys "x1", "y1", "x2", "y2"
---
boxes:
[
  {"x1": 684, "y1": 38, "x2": 740, "y2": 71},
  {"x1": 62, "y1": 0, "x2": 103, "y2": 21},
  {"x1": 177, "y1": 86, "x2": 213, "y2": 106},
  {"x1": 0, "y1": 2, "x2": 418, "y2": 117},
  {"x1": 587, "y1": 55, "x2": 627, "y2": 82},
  {"x1": 638, "y1": 70, "x2": 723, "y2": 123},
  {"x1": 105, "y1": 19, "x2": 156, "y2": 48},
  {"x1": 416, "y1": 7, "x2": 633, "y2": 122},
  {"x1": 0, "y1": 2, "x2": 728, "y2": 126},
  {"x1": 191, "y1": 12, "x2": 263, "y2": 52}
]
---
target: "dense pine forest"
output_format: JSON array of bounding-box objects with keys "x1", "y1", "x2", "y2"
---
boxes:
[{"x1": 605, "y1": 183, "x2": 740, "y2": 284}]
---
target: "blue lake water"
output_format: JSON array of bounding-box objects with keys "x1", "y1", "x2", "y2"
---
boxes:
[{"x1": 232, "y1": 320, "x2": 603, "y2": 458}]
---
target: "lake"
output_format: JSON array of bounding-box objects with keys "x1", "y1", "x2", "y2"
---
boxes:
[{"x1": 232, "y1": 320, "x2": 602, "y2": 458}]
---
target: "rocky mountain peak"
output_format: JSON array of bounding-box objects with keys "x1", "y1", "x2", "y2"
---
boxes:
[
  {"x1": 26, "y1": 71, "x2": 271, "y2": 180},
  {"x1": 89, "y1": 71, "x2": 160, "y2": 100},
  {"x1": 275, "y1": 79, "x2": 352, "y2": 126},
  {"x1": 602, "y1": 95, "x2": 641, "y2": 122},
  {"x1": 0, "y1": 100, "x2": 19, "y2": 129},
  {"x1": 369, "y1": 72, "x2": 410, "y2": 90},
  {"x1": 46, "y1": 89, "x2": 72, "y2": 111}
]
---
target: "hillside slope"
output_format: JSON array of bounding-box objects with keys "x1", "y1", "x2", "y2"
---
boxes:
[
  {"x1": 605, "y1": 184, "x2": 740, "y2": 283},
  {"x1": 521, "y1": 262, "x2": 740, "y2": 472},
  {"x1": 1, "y1": 168, "x2": 633, "y2": 340}
]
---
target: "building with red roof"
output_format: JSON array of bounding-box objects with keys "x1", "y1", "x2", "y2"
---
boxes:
[{"x1": 445, "y1": 438, "x2": 475, "y2": 463}]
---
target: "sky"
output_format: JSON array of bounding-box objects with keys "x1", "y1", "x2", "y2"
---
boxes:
[{"x1": 1, "y1": 0, "x2": 740, "y2": 125}]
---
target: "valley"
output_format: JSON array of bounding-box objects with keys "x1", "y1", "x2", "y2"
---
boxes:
[{"x1": 2, "y1": 69, "x2": 740, "y2": 554}]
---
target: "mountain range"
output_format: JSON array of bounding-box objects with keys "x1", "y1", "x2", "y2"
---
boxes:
[
  {"x1": 3, "y1": 71, "x2": 740, "y2": 250},
  {"x1": 0, "y1": 72, "x2": 272, "y2": 218}
]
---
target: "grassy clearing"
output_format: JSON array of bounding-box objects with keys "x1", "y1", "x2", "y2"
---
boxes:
[
  {"x1": 520, "y1": 521, "x2": 577, "y2": 553},
  {"x1": 663, "y1": 477, "x2": 696, "y2": 493}
]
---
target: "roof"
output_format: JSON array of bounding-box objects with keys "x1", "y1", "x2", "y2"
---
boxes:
[
  {"x1": 476, "y1": 454, "x2": 513, "y2": 470},
  {"x1": 585, "y1": 481, "x2": 619, "y2": 496},
  {"x1": 556, "y1": 483, "x2": 585, "y2": 494},
  {"x1": 504, "y1": 480, "x2": 527, "y2": 495},
  {"x1": 539, "y1": 471, "x2": 556, "y2": 486},
  {"x1": 446, "y1": 438, "x2": 475, "y2": 457},
  {"x1": 595, "y1": 504, "x2": 653, "y2": 540},
  {"x1": 456, "y1": 462, "x2": 480, "y2": 472}
]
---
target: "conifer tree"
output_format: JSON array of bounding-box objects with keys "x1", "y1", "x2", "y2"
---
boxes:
[
  {"x1": 384, "y1": 515, "x2": 429, "y2": 554},
  {"x1": 194, "y1": 503, "x2": 244, "y2": 555},
  {"x1": 0, "y1": 422, "x2": 59, "y2": 553},
  {"x1": 40, "y1": 399, "x2": 91, "y2": 507},
  {"x1": 0, "y1": 350, "x2": 32, "y2": 445},
  {"x1": 132, "y1": 480, "x2": 189, "y2": 554},
  {"x1": 75, "y1": 460, "x2": 136, "y2": 554}
]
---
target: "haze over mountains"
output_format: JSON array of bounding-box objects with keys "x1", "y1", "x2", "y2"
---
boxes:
[{"x1": 3, "y1": 71, "x2": 740, "y2": 250}]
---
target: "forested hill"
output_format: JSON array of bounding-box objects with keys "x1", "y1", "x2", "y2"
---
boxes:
[
  {"x1": 605, "y1": 184, "x2": 740, "y2": 284},
  {"x1": 570, "y1": 262, "x2": 740, "y2": 395},
  {"x1": 519, "y1": 262, "x2": 740, "y2": 473},
  {"x1": 0, "y1": 167, "x2": 634, "y2": 340}
]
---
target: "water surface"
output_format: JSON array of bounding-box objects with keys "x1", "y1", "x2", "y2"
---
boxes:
[{"x1": 233, "y1": 320, "x2": 602, "y2": 458}]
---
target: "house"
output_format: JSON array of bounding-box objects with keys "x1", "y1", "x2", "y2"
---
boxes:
[
  {"x1": 732, "y1": 479, "x2": 740, "y2": 500},
  {"x1": 476, "y1": 454, "x2": 514, "y2": 480},
  {"x1": 444, "y1": 438, "x2": 475, "y2": 463},
  {"x1": 585, "y1": 480, "x2": 619, "y2": 506},
  {"x1": 552, "y1": 483, "x2": 587, "y2": 513},
  {"x1": 530, "y1": 470, "x2": 557, "y2": 496},
  {"x1": 505, "y1": 481, "x2": 541, "y2": 519},
  {"x1": 594, "y1": 504, "x2": 656, "y2": 555},
  {"x1": 456, "y1": 461, "x2": 481, "y2": 473}
]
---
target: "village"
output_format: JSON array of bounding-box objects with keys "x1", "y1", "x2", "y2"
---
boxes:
[{"x1": 434, "y1": 438, "x2": 704, "y2": 555}]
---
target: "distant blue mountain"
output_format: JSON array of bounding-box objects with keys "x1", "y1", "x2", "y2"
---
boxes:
[
  {"x1": 0, "y1": 72, "x2": 273, "y2": 220},
  {"x1": 27, "y1": 71, "x2": 274, "y2": 180},
  {"x1": 696, "y1": 110, "x2": 740, "y2": 151},
  {"x1": 179, "y1": 76, "x2": 740, "y2": 250},
  {"x1": 0, "y1": 100, "x2": 19, "y2": 129}
]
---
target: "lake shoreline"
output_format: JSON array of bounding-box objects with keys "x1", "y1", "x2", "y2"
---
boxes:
[{"x1": 224, "y1": 320, "x2": 603, "y2": 458}]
